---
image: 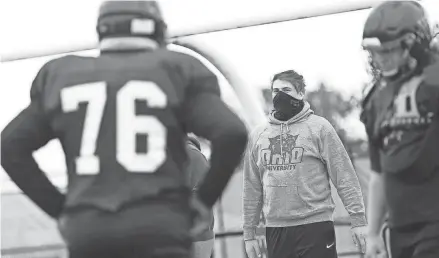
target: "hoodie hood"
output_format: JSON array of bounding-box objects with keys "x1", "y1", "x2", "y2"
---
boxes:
[
  {"x1": 267, "y1": 102, "x2": 314, "y2": 161},
  {"x1": 269, "y1": 101, "x2": 314, "y2": 125}
]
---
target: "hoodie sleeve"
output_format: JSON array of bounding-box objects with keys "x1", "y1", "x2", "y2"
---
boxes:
[
  {"x1": 242, "y1": 127, "x2": 264, "y2": 241},
  {"x1": 319, "y1": 119, "x2": 367, "y2": 228}
]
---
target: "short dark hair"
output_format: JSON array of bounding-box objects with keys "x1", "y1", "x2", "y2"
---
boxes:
[{"x1": 271, "y1": 70, "x2": 306, "y2": 94}]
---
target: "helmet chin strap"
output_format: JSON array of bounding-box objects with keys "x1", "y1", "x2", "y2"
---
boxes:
[
  {"x1": 382, "y1": 68, "x2": 399, "y2": 77},
  {"x1": 381, "y1": 55, "x2": 418, "y2": 80}
]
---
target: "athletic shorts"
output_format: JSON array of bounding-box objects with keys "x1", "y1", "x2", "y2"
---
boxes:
[
  {"x1": 388, "y1": 221, "x2": 439, "y2": 258},
  {"x1": 266, "y1": 221, "x2": 337, "y2": 258}
]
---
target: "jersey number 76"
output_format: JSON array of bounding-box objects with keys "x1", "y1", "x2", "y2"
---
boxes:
[{"x1": 60, "y1": 80, "x2": 167, "y2": 175}]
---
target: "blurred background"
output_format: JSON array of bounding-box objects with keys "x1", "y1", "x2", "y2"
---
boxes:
[{"x1": 1, "y1": 0, "x2": 438, "y2": 257}]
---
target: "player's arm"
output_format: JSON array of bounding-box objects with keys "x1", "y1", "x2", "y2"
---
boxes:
[
  {"x1": 360, "y1": 97, "x2": 387, "y2": 236},
  {"x1": 182, "y1": 58, "x2": 248, "y2": 208},
  {"x1": 319, "y1": 120, "x2": 367, "y2": 228},
  {"x1": 1, "y1": 64, "x2": 65, "y2": 219},
  {"x1": 242, "y1": 131, "x2": 263, "y2": 241},
  {"x1": 366, "y1": 138, "x2": 387, "y2": 237}
]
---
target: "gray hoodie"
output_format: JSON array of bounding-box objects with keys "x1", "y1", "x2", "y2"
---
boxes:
[{"x1": 242, "y1": 102, "x2": 366, "y2": 240}]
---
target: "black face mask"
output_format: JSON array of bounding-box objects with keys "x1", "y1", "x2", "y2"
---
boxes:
[{"x1": 273, "y1": 91, "x2": 305, "y2": 121}]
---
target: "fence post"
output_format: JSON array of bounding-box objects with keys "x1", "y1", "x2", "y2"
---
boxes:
[
  {"x1": 216, "y1": 197, "x2": 228, "y2": 258},
  {"x1": 243, "y1": 240, "x2": 248, "y2": 258}
]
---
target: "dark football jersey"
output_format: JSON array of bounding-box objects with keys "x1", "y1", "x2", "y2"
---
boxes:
[
  {"x1": 379, "y1": 77, "x2": 437, "y2": 174},
  {"x1": 363, "y1": 66, "x2": 439, "y2": 174},
  {"x1": 27, "y1": 49, "x2": 221, "y2": 211},
  {"x1": 361, "y1": 61, "x2": 439, "y2": 227}
]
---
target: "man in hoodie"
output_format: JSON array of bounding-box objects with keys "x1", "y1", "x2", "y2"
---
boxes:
[
  {"x1": 0, "y1": 1, "x2": 248, "y2": 258},
  {"x1": 243, "y1": 70, "x2": 367, "y2": 258},
  {"x1": 186, "y1": 136, "x2": 215, "y2": 258}
]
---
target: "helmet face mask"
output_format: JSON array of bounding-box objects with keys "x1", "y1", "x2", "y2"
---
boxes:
[
  {"x1": 368, "y1": 46, "x2": 409, "y2": 77},
  {"x1": 362, "y1": 1, "x2": 434, "y2": 79},
  {"x1": 364, "y1": 34, "x2": 415, "y2": 78}
]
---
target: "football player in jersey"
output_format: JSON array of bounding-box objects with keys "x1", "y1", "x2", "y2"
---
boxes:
[
  {"x1": 360, "y1": 1, "x2": 439, "y2": 258},
  {"x1": 1, "y1": 1, "x2": 248, "y2": 258}
]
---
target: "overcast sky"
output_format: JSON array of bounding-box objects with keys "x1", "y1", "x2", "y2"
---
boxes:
[{"x1": 1, "y1": 0, "x2": 438, "y2": 189}]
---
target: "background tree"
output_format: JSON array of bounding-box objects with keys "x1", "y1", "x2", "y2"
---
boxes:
[{"x1": 305, "y1": 82, "x2": 358, "y2": 163}]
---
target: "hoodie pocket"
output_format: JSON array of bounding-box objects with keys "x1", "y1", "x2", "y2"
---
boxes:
[
  {"x1": 296, "y1": 165, "x2": 332, "y2": 208},
  {"x1": 263, "y1": 171, "x2": 308, "y2": 219}
]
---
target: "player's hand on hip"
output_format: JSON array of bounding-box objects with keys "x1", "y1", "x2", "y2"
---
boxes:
[
  {"x1": 190, "y1": 195, "x2": 211, "y2": 238},
  {"x1": 351, "y1": 225, "x2": 367, "y2": 253},
  {"x1": 244, "y1": 239, "x2": 262, "y2": 258},
  {"x1": 365, "y1": 234, "x2": 387, "y2": 258}
]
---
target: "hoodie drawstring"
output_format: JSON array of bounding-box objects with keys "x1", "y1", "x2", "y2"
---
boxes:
[
  {"x1": 280, "y1": 123, "x2": 284, "y2": 157},
  {"x1": 280, "y1": 123, "x2": 291, "y2": 162}
]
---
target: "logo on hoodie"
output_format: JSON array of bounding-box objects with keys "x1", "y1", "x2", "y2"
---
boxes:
[{"x1": 261, "y1": 133, "x2": 304, "y2": 171}]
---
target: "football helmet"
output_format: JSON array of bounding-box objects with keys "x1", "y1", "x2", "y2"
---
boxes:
[
  {"x1": 362, "y1": 1, "x2": 434, "y2": 77},
  {"x1": 96, "y1": 1, "x2": 167, "y2": 45}
]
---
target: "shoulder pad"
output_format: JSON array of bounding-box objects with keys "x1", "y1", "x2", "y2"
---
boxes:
[
  {"x1": 359, "y1": 83, "x2": 380, "y2": 126},
  {"x1": 361, "y1": 82, "x2": 380, "y2": 109},
  {"x1": 29, "y1": 57, "x2": 61, "y2": 99}
]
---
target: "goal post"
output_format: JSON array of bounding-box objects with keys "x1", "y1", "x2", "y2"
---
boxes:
[{"x1": 172, "y1": 40, "x2": 267, "y2": 128}]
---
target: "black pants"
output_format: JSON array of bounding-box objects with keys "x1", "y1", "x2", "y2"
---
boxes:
[
  {"x1": 266, "y1": 221, "x2": 337, "y2": 258},
  {"x1": 388, "y1": 222, "x2": 439, "y2": 258},
  {"x1": 59, "y1": 198, "x2": 193, "y2": 258}
]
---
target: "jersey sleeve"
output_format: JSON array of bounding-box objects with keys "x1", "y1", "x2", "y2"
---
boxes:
[
  {"x1": 1, "y1": 62, "x2": 65, "y2": 218},
  {"x1": 182, "y1": 55, "x2": 241, "y2": 138},
  {"x1": 185, "y1": 55, "x2": 221, "y2": 97},
  {"x1": 181, "y1": 57, "x2": 248, "y2": 208}
]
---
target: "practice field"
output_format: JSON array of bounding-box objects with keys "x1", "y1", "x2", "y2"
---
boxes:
[
  {"x1": 212, "y1": 157, "x2": 370, "y2": 258},
  {"x1": 1, "y1": 158, "x2": 371, "y2": 258}
]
